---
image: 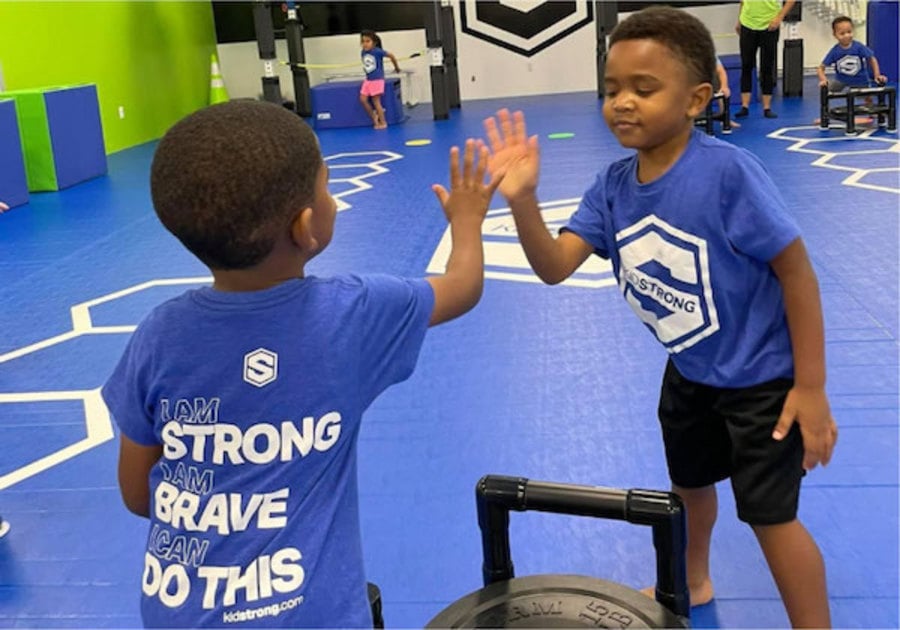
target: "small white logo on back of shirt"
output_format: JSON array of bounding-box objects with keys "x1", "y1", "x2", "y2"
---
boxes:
[{"x1": 243, "y1": 348, "x2": 278, "y2": 387}]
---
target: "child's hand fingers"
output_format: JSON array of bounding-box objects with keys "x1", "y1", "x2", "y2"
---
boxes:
[
  {"x1": 448, "y1": 146, "x2": 460, "y2": 189},
  {"x1": 462, "y1": 139, "x2": 475, "y2": 185},
  {"x1": 483, "y1": 117, "x2": 503, "y2": 154},
  {"x1": 513, "y1": 110, "x2": 528, "y2": 144},
  {"x1": 486, "y1": 166, "x2": 506, "y2": 197},
  {"x1": 431, "y1": 184, "x2": 450, "y2": 207},
  {"x1": 499, "y1": 109, "x2": 517, "y2": 146},
  {"x1": 474, "y1": 144, "x2": 489, "y2": 186}
]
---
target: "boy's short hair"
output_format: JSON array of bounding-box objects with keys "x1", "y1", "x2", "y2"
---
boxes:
[
  {"x1": 831, "y1": 16, "x2": 853, "y2": 31},
  {"x1": 150, "y1": 101, "x2": 322, "y2": 270},
  {"x1": 609, "y1": 6, "x2": 716, "y2": 87}
]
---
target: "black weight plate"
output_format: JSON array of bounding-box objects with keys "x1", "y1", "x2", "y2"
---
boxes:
[{"x1": 426, "y1": 575, "x2": 688, "y2": 629}]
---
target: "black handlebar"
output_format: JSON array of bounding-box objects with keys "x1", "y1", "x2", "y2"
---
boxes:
[{"x1": 475, "y1": 475, "x2": 690, "y2": 619}]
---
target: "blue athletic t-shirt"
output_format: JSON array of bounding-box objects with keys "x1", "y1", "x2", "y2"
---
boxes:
[
  {"x1": 361, "y1": 48, "x2": 387, "y2": 80},
  {"x1": 564, "y1": 130, "x2": 801, "y2": 387},
  {"x1": 822, "y1": 41, "x2": 874, "y2": 86},
  {"x1": 101, "y1": 274, "x2": 434, "y2": 628}
]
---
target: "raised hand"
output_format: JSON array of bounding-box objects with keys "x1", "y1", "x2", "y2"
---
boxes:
[
  {"x1": 431, "y1": 139, "x2": 502, "y2": 224},
  {"x1": 483, "y1": 109, "x2": 540, "y2": 204}
]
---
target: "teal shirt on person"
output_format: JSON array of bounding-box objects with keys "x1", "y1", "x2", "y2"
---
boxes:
[{"x1": 740, "y1": 0, "x2": 782, "y2": 30}]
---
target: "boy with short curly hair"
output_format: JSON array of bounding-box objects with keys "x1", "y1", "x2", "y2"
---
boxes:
[
  {"x1": 484, "y1": 6, "x2": 836, "y2": 627},
  {"x1": 103, "y1": 100, "x2": 500, "y2": 627}
]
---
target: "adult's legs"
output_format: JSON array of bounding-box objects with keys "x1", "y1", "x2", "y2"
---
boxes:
[
  {"x1": 753, "y1": 520, "x2": 831, "y2": 628},
  {"x1": 738, "y1": 25, "x2": 761, "y2": 112},
  {"x1": 759, "y1": 28, "x2": 780, "y2": 115}
]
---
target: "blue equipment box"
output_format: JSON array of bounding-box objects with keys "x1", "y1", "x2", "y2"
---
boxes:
[
  {"x1": 311, "y1": 79, "x2": 405, "y2": 129},
  {"x1": 0, "y1": 99, "x2": 29, "y2": 208}
]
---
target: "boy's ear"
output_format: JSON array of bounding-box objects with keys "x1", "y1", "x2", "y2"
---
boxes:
[
  {"x1": 687, "y1": 82, "x2": 714, "y2": 119},
  {"x1": 290, "y1": 207, "x2": 318, "y2": 253}
]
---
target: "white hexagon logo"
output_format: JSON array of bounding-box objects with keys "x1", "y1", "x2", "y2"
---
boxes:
[
  {"x1": 616, "y1": 215, "x2": 720, "y2": 354},
  {"x1": 460, "y1": 0, "x2": 594, "y2": 57},
  {"x1": 243, "y1": 348, "x2": 278, "y2": 387}
]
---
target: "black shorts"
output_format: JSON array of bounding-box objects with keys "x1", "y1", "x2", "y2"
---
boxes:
[{"x1": 657, "y1": 360, "x2": 805, "y2": 525}]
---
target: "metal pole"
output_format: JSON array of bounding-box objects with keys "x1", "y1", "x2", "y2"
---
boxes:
[
  {"x1": 441, "y1": 3, "x2": 460, "y2": 109},
  {"x1": 423, "y1": 0, "x2": 449, "y2": 120},
  {"x1": 252, "y1": 1, "x2": 282, "y2": 105},
  {"x1": 285, "y1": 2, "x2": 311, "y2": 115},
  {"x1": 595, "y1": 1, "x2": 618, "y2": 98}
]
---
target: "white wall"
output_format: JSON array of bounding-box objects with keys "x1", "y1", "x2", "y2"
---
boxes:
[
  {"x1": 215, "y1": 2, "x2": 861, "y2": 105},
  {"x1": 456, "y1": 10, "x2": 597, "y2": 99}
]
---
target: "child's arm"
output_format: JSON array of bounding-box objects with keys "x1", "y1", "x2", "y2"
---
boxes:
[
  {"x1": 387, "y1": 51, "x2": 401, "y2": 73},
  {"x1": 716, "y1": 62, "x2": 730, "y2": 97},
  {"x1": 769, "y1": 238, "x2": 838, "y2": 471},
  {"x1": 117, "y1": 434, "x2": 163, "y2": 517},
  {"x1": 426, "y1": 139, "x2": 501, "y2": 326},
  {"x1": 868, "y1": 55, "x2": 887, "y2": 84},
  {"x1": 483, "y1": 109, "x2": 593, "y2": 284},
  {"x1": 817, "y1": 63, "x2": 828, "y2": 86}
]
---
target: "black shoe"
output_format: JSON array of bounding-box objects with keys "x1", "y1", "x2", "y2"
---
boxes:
[
  {"x1": 734, "y1": 107, "x2": 750, "y2": 118},
  {"x1": 764, "y1": 109, "x2": 778, "y2": 118}
]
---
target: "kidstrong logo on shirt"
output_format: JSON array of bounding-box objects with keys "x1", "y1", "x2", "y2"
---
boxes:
[
  {"x1": 615, "y1": 215, "x2": 720, "y2": 353},
  {"x1": 836, "y1": 54, "x2": 863, "y2": 78},
  {"x1": 243, "y1": 348, "x2": 278, "y2": 387},
  {"x1": 362, "y1": 53, "x2": 377, "y2": 75}
]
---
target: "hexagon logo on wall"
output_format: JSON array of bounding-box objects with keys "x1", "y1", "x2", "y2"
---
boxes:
[{"x1": 460, "y1": 0, "x2": 594, "y2": 57}]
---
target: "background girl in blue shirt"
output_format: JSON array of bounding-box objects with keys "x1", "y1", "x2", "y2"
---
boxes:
[{"x1": 360, "y1": 30, "x2": 401, "y2": 129}]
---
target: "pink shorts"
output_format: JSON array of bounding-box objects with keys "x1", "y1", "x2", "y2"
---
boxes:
[{"x1": 360, "y1": 79, "x2": 385, "y2": 97}]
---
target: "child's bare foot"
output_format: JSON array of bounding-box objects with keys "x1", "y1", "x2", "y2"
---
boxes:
[
  {"x1": 640, "y1": 579, "x2": 714, "y2": 607},
  {"x1": 374, "y1": 122, "x2": 387, "y2": 130}
]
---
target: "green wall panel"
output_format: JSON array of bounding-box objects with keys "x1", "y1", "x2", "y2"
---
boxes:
[
  {"x1": 0, "y1": 90, "x2": 57, "y2": 190},
  {"x1": 0, "y1": 2, "x2": 217, "y2": 154}
]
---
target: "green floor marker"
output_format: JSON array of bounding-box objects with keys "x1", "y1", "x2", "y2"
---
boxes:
[
  {"x1": 405, "y1": 139, "x2": 432, "y2": 146},
  {"x1": 547, "y1": 132, "x2": 575, "y2": 139}
]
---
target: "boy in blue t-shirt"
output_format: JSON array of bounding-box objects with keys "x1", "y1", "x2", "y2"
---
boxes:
[
  {"x1": 102, "y1": 101, "x2": 500, "y2": 627},
  {"x1": 483, "y1": 6, "x2": 836, "y2": 628},
  {"x1": 360, "y1": 29, "x2": 401, "y2": 129},
  {"x1": 817, "y1": 15, "x2": 888, "y2": 91}
]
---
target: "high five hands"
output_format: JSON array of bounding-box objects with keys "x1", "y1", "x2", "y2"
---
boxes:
[
  {"x1": 482, "y1": 109, "x2": 541, "y2": 204},
  {"x1": 432, "y1": 139, "x2": 504, "y2": 221}
]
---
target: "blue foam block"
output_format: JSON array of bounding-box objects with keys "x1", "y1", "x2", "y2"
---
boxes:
[
  {"x1": 44, "y1": 85, "x2": 108, "y2": 189},
  {"x1": 0, "y1": 99, "x2": 29, "y2": 208},
  {"x1": 312, "y1": 79, "x2": 405, "y2": 129}
]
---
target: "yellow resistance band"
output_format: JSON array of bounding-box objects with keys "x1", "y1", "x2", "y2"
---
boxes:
[{"x1": 281, "y1": 49, "x2": 426, "y2": 69}]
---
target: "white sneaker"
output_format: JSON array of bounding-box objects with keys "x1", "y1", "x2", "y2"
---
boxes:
[{"x1": 0, "y1": 520, "x2": 10, "y2": 538}]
